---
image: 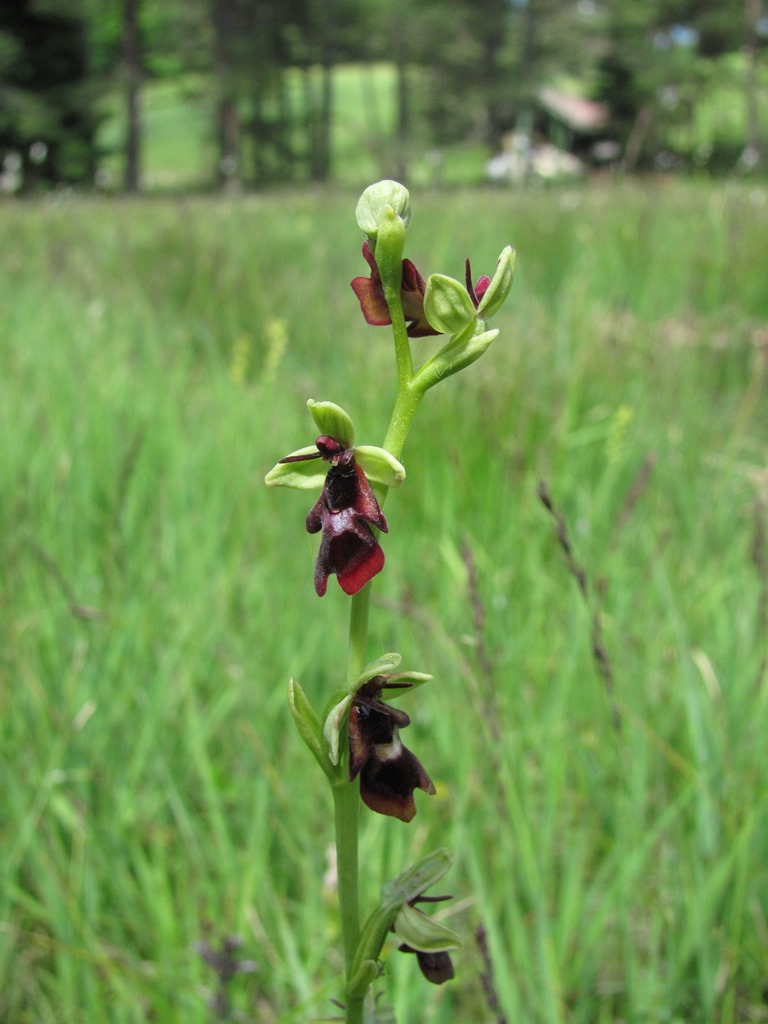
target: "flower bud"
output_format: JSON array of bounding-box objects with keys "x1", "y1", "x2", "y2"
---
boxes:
[{"x1": 355, "y1": 180, "x2": 411, "y2": 240}]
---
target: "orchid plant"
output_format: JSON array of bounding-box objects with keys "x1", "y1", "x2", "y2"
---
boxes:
[{"x1": 265, "y1": 181, "x2": 514, "y2": 1023}]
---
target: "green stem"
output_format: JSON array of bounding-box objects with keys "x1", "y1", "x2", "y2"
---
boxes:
[
  {"x1": 384, "y1": 277, "x2": 413, "y2": 392},
  {"x1": 334, "y1": 228, "x2": 425, "y2": 1024},
  {"x1": 383, "y1": 380, "x2": 423, "y2": 464},
  {"x1": 344, "y1": 994, "x2": 365, "y2": 1024},
  {"x1": 380, "y1": 252, "x2": 425, "y2": 465},
  {"x1": 335, "y1": 587, "x2": 371, "y2": 1024},
  {"x1": 333, "y1": 779, "x2": 364, "y2": 1024},
  {"x1": 336, "y1": 586, "x2": 373, "y2": 1024},
  {"x1": 347, "y1": 588, "x2": 371, "y2": 682}
]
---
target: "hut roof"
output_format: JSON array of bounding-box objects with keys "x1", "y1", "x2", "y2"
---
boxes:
[{"x1": 538, "y1": 89, "x2": 609, "y2": 133}]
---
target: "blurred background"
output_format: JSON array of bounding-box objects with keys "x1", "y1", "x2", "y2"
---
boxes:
[
  {"x1": 3, "y1": 3, "x2": 768, "y2": 1024},
  {"x1": 1, "y1": 0, "x2": 767, "y2": 194}
]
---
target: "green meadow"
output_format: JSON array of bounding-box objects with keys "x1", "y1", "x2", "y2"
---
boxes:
[{"x1": 2, "y1": 181, "x2": 768, "y2": 1023}]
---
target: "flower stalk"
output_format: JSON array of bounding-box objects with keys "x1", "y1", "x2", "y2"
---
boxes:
[
  {"x1": 332, "y1": 778, "x2": 364, "y2": 1023},
  {"x1": 335, "y1": 231, "x2": 424, "y2": 1018},
  {"x1": 265, "y1": 180, "x2": 514, "y2": 1020}
]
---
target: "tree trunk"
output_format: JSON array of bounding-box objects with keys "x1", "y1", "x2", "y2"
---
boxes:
[
  {"x1": 312, "y1": 61, "x2": 333, "y2": 182},
  {"x1": 216, "y1": 95, "x2": 240, "y2": 190},
  {"x1": 308, "y1": 0, "x2": 334, "y2": 182},
  {"x1": 744, "y1": 0, "x2": 764, "y2": 168},
  {"x1": 623, "y1": 103, "x2": 654, "y2": 172},
  {"x1": 122, "y1": 0, "x2": 142, "y2": 193},
  {"x1": 212, "y1": 0, "x2": 241, "y2": 190},
  {"x1": 480, "y1": 0, "x2": 508, "y2": 151},
  {"x1": 277, "y1": 70, "x2": 293, "y2": 183}
]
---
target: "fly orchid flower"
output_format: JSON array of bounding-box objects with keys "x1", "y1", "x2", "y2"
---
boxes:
[
  {"x1": 265, "y1": 401, "x2": 405, "y2": 597},
  {"x1": 348, "y1": 674, "x2": 436, "y2": 822},
  {"x1": 422, "y1": 246, "x2": 515, "y2": 336},
  {"x1": 322, "y1": 655, "x2": 434, "y2": 821},
  {"x1": 302, "y1": 438, "x2": 387, "y2": 597},
  {"x1": 351, "y1": 241, "x2": 438, "y2": 338}
]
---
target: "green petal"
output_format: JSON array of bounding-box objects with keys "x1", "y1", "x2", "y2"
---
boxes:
[
  {"x1": 354, "y1": 446, "x2": 406, "y2": 487},
  {"x1": 307, "y1": 399, "x2": 355, "y2": 447},
  {"x1": 265, "y1": 447, "x2": 326, "y2": 489},
  {"x1": 393, "y1": 903, "x2": 462, "y2": 953},
  {"x1": 476, "y1": 245, "x2": 515, "y2": 319},
  {"x1": 323, "y1": 693, "x2": 353, "y2": 765},
  {"x1": 423, "y1": 273, "x2": 477, "y2": 335}
]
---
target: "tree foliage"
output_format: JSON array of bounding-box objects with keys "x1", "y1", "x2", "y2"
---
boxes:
[
  {"x1": 0, "y1": 0, "x2": 100, "y2": 187},
  {"x1": 0, "y1": 0, "x2": 763, "y2": 190},
  {"x1": 592, "y1": 0, "x2": 766, "y2": 169}
]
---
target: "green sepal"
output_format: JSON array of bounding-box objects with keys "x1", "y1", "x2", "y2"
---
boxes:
[
  {"x1": 355, "y1": 180, "x2": 411, "y2": 242},
  {"x1": 264, "y1": 446, "x2": 326, "y2": 489},
  {"x1": 423, "y1": 273, "x2": 477, "y2": 335},
  {"x1": 288, "y1": 679, "x2": 337, "y2": 781},
  {"x1": 476, "y1": 245, "x2": 515, "y2": 319},
  {"x1": 347, "y1": 958, "x2": 381, "y2": 999},
  {"x1": 353, "y1": 652, "x2": 403, "y2": 687},
  {"x1": 381, "y1": 848, "x2": 454, "y2": 907},
  {"x1": 350, "y1": 653, "x2": 432, "y2": 695},
  {"x1": 393, "y1": 902, "x2": 462, "y2": 953},
  {"x1": 323, "y1": 692, "x2": 354, "y2": 766},
  {"x1": 349, "y1": 849, "x2": 454, "y2": 984},
  {"x1": 307, "y1": 399, "x2": 355, "y2": 448},
  {"x1": 354, "y1": 446, "x2": 406, "y2": 487},
  {"x1": 412, "y1": 320, "x2": 499, "y2": 394}
]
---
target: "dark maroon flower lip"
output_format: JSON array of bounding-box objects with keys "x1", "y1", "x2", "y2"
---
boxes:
[
  {"x1": 303, "y1": 440, "x2": 388, "y2": 597},
  {"x1": 397, "y1": 944, "x2": 455, "y2": 985},
  {"x1": 348, "y1": 675, "x2": 435, "y2": 822},
  {"x1": 351, "y1": 241, "x2": 439, "y2": 339}
]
